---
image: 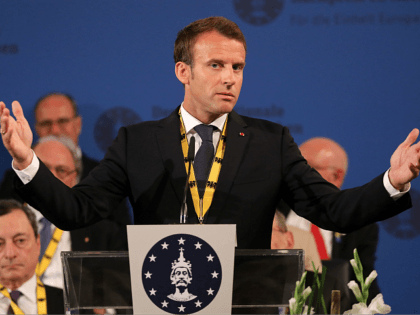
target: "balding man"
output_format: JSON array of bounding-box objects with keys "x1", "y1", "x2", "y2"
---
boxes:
[
  {"x1": 279, "y1": 137, "x2": 380, "y2": 305},
  {"x1": 30, "y1": 135, "x2": 128, "y2": 290}
]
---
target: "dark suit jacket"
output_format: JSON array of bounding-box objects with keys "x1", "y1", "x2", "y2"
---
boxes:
[
  {"x1": 15, "y1": 108, "x2": 411, "y2": 249},
  {"x1": 45, "y1": 284, "x2": 65, "y2": 314},
  {"x1": 70, "y1": 218, "x2": 128, "y2": 251}
]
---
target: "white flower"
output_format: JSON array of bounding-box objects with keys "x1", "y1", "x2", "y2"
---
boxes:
[
  {"x1": 344, "y1": 294, "x2": 391, "y2": 314},
  {"x1": 368, "y1": 294, "x2": 391, "y2": 314},
  {"x1": 289, "y1": 297, "x2": 297, "y2": 314},
  {"x1": 302, "y1": 305, "x2": 315, "y2": 315},
  {"x1": 302, "y1": 287, "x2": 312, "y2": 299},
  {"x1": 344, "y1": 302, "x2": 369, "y2": 314},
  {"x1": 348, "y1": 280, "x2": 363, "y2": 301},
  {"x1": 365, "y1": 270, "x2": 378, "y2": 287},
  {"x1": 350, "y1": 259, "x2": 358, "y2": 272}
]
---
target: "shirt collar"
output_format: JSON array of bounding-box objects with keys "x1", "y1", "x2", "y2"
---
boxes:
[
  {"x1": 3, "y1": 274, "x2": 37, "y2": 305},
  {"x1": 180, "y1": 103, "x2": 227, "y2": 134}
]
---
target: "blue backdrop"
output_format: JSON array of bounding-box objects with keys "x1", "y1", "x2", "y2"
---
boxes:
[{"x1": 1, "y1": 1, "x2": 419, "y2": 312}]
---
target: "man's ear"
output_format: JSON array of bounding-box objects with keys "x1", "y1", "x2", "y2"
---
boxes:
[
  {"x1": 175, "y1": 62, "x2": 191, "y2": 85},
  {"x1": 333, "y1": 168, "x2": 345, "y2": 188}
]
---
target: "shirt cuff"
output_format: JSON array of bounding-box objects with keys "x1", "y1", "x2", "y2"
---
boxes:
[
  {"x1": 12, "y1": 150, "x2": 40, "y2": 184},
  {"x1": 383, "y1": 168, "x2": 410, "y2": 200}
]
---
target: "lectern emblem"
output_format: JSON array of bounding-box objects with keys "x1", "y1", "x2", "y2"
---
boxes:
[{"x1": 142, "y1": 234, "x2": 222, "y2": 314}]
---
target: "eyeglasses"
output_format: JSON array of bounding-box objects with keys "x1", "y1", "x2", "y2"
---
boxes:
[{"x1": 36, "y1": 116, "x2": 78, "y2": 130}]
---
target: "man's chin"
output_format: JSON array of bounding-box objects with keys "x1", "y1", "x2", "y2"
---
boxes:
[{"x1": 176, "y1": 282, "x2": 188, "y2": 287}]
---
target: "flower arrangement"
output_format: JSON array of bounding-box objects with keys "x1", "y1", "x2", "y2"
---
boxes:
[
  {"x1": 289, "y1": 262, "x2": 327, "y2": 315},
  {"x1": 344, "y1": 249, "x2": 391, "y2": 315},
  {"x1": 289, "y1": 249, "x2": 391, "y2": 314}
]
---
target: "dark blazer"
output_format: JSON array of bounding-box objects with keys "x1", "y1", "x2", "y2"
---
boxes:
[
  {"x1": 45, "y1": 284, "x2": 65, "y2": 314},
  {"x1": 15, "y1": 108, "x2": 411, "y2": 249},
  {"x1": 70, "y1": 218, "x2": 128, "y2": 251}
]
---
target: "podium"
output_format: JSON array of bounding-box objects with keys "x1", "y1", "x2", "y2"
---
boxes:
[{"x1": 62, "y1": 249, "x2": 304, "y2": 314}]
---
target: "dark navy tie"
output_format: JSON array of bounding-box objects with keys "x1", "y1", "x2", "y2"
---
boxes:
[
  {"x1": 194, "y1": 124, "x2": 215, "y2": 198},
  {"x1": 7, "y1": 291, "x2": 21, "y2": 314},
  {"x1": 39, "y1": 217, "x2": 52, "y2": 262}
]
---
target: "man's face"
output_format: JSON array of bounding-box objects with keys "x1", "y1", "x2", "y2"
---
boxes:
[
  {"x1": 0, "y1": 209, "x2": 40, "y2": 287},
  {"x1": 34, "y1": 140, "x2": 78, "y2": 188},
  {"x1": 35, "y1": 95, "x2": 82, "y2": 145},
  {"x1": 171, "y1": 267, "x2": 191, "y2": 287},
  {"x1": 180, "y1": 31, "x2": 246, "y2": 123}
]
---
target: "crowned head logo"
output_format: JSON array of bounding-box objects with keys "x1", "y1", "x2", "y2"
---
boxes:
[
  {"x1": 381, "y1": 189, "x2": 420, "y2": 239},
  {"x1": 142, "y1": 234, "x2": 222, "y2": 314},
  {"x1": 168, "y1": 248, "x2": 197, "y2": 302},
  {"x1": 233, "y1": 0, "x2": 284, "y2": 26}
]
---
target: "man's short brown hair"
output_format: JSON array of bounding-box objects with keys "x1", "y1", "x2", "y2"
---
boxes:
[
  {"x1": 0, "y1": 199, "x2": 38, "y2": 237},
  {"x1": 174, "y1": 16, "x2": 247, "y2": 66}
]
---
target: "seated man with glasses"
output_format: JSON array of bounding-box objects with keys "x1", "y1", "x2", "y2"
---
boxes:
[{"x1": 23, "y1": 135, "x2": 128, "y2": 290}]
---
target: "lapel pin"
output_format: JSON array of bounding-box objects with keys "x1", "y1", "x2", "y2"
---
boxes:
[{"x1": 239, "y1": 132, "x2": 245, "y2": 137}]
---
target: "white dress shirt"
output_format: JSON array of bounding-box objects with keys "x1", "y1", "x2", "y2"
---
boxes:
[
  {"x1": 180, "y1": 103, "x2": 227, "y2": 152},
  {"x1": 0, "y1": 274, "x2": 38, "y2": 314}
]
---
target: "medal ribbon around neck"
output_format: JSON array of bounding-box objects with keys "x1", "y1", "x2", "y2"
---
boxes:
[
  {"x1": 179, "y1": 112, "x2": 227, "y2": 222},
  {"x1": 36, "y1": 227, "x2": 63, "y2": 278},
  {"x1": 0, "y1": 275, "x2": 47, "y2": 314}
]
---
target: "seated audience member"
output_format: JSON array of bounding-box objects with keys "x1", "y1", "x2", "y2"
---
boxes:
[
  {"x1": 271, "y1": 210, "x2": 351, "y2": 312},
  {"x1": 0, "y1": 199, "x2": 64, "y2": 314},
  {"x1": 279, "y1": 137, "x2": 380, "y2": 305},
  {"x1": 31, "y1": 135, "x2": 128, "y2": 289},
  {"x1": 272, "y1": 208, "x2": 322, "y2": 272},
  {"x1": 0, "y1": 92, "x2": 133, "y2": 226}
]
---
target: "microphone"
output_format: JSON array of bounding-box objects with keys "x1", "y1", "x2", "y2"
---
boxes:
[{"x1": 180, "y1": 136, "x2": 195, "y2": 223}]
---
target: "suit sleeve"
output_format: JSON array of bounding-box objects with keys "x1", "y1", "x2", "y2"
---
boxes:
[
  {"x1": 14, "y1": 127, "x2": 131, "y2": 230},
  {"x1": 279, "y1": 127, "x2": 411, "y2": 233}
]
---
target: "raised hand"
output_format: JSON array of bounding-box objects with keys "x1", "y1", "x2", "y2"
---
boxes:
[
  {"x1": 389, "y1": 128, "x2": 420, "y2": 191},
  {"x1": 0, "y1": 101, "x2": 34, "y2": 170}
]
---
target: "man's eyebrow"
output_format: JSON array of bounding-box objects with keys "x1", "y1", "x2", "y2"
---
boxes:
[
  {"x1": 207, "y1": 59, "x2": 246, "y2": 67},
  {"x1": 207, "y1": 59, "x2": 224, "y2": 64},
  {"x1": 13, "y1": 233, "x2": 27, "y2": 238},
  {"x1": 234, "y1": 61, "x2": 246, "y2": 67}
]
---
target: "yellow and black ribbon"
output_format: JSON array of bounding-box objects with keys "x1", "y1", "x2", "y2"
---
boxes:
[
  {"x1": 0, "y1": 275, "x2": 47, "y2": 314},
  {"x1": 179, "y1": 111, "x2": 227, "y2": 222},
  {"x1": 36, "y1": 228, "x2": 63, "y2": 278}
]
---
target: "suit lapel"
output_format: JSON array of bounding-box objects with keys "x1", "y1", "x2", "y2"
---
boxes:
[
  {"x1": 206, "y1": 111, "x2": 249, "y2": 223},
  {"x1": 155, "y1": 107, "x2": 186, "y2": 206}
]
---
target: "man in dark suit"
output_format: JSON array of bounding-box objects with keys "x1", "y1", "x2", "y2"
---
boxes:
[
  {"x1": 0, "y1": 199, "x2": 64, "y2": 314},
  {"x1": 0, "y1": 17, "x2": 419, "y2": 249}
]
